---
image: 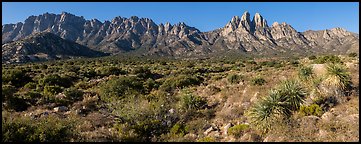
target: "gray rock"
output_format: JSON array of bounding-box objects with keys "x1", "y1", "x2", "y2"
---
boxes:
[{"x1": 54, "y1": 106, "x2": 68, "y2": 112}]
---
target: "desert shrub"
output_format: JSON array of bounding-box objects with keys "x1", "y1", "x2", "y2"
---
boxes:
[
  {"x1": 143, "y1": 78, "x2": 159, "y2": 94},
  {"x1": 2, "y1": 69, "x2": 32, "y2": 88},
  {"x1": 251, "y1": 76, "x2": 266, "y2": 86},
  {"x1": 170, "y1": 123, "x2": 188, "y2": 137},
  {"x1": 23, "y1": 91, "x2": 42, "y2": 105},
  {"x1": 314, "y1": 55, "x2": 342, "y2": 64},
  {"x1": 40, "y1": 64, "x2": 48, "y2": 69},
  {"x1": 99, "y1": 76, "x2": 143, "y2": 103},
  {"x1": 180, "y1": 92, "x2": 207, "y2": 111},
  {"x1": 228, "y1": 124, "x2": 250, "y2": 137},
  {"x1": 260, "y1": 61, "x2": 281, "y2": 68},
  {"x1": 160, "y1": 75, "x2": 203, "y2": 92},
  {"x1": 348, "y1": 52, "x2": 358, "y2": 57},
  {"x1": 208, "y1": 85, "x2": 221, "y2": 94},
  {"x1": 98, "y1": 66, "x2": 126, "y2": 76},
  {"x1": 38, "y1": 74, "x2": 72, "y2": 88},
  {"x1": 23, "y1": 82, "x2": 37, "y2": 90},
  {"x1": 132, "y1": 67, "x2": 153, "y2": 79},
  {"x1": 43, "y1": 85, "x2": 63, "y2": 97},
  {"x1": 4, "y1": 96, "x2": 30, "y2": 112},
  {"x1": 63, "y1": 87, "x2": 84, "y2": 102},
  {"x1": 227, "y1": 74, "x2": 243, "y2": 84},
  {"x1": 82, "y1": 69, "x2": 97, "y2": 79},
  {"x1": 2, "y1": 85, "x2": 17, "y2": 101},
  {"x1": 2, "y1": 84, "x2": 30, "y2": 111},
  {"x1": 197, "y1": 136, "x2": 215, "y2": 142},
  {"x1": 2, "y1": 115, "x2": 77, "y2": 142},
  {"x1": 308, "y1": 55, "x2": 317, "y2": 60},
  {"x1": 290, "y1": 60, "x2": 300, "y2": 67},
  {"x1": 299, "y1": 104, "x2": 323, "y2": 117},
  {"x1": 298, "y1": 66, "x2": 314, "y2": 81},
  {"x1": 313, "y1": 96, "x2": 338, "y2": 111}
]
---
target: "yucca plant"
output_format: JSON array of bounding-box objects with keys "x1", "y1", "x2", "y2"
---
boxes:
[
  {"x1": 247, "y1": 80, "x2": 306, "y2": 133},
  {"x1": 298, "y1": 66, "x2": 314, "y2": 81},
  {"x1": 246, "y1": 90, "x2": 289, "y2": 133},
  {"x1": 323, "y1": 64, "x2": 352, "y2": 93},
  {"x1": 277, "y1": 80, "x2": 307, "y2": 111}
]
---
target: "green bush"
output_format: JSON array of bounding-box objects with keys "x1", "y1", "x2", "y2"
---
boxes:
[
  {"x1": 160, "y1": 75, "x2": 203, "y2": 92},
  {"x1": 2, "y1": 115, "x2": 77, "y2": 142},
  {"x1": 99, "y1": 76, "x2": 144, "y2": 103},
  {"x1": 308, "y1": 55, "x2": 317, "y2": 60},
  {"x1": 43, "y1": 85, "x2": 63, "y2": 96},
  {"x1": 348, "y1": 52, "x2": 358, "y2": 57},
  {"x1": 132, "y1": 67, "x2": 153, "y2": 79},
  {"x1": 63, "y1": 87, "x2": 84, "y2": 102},
  {"x1": 98, "y1": 66, "x2": 126, "y2": 76},
  {"x1": 251, "y1": 77, "x2": 266, "y2": 86},
  {"x1": 299, "y1": 104, "x2": 323, "y2": 117},
  {"x1": 24, "y1": 82, "x2": 37, "y2": 90},
  {"x1": 2, "y1": 69, "x2": 32, "y2": 88},
  {"x1": 38, "y1": 74, "x2": 72, "y2": 88},
  {"x1": 227, "y1": 74, "x2": 243, "y2": 84},
  {"x1": 180, "y1": 92, "x2": 207, "y2": 111},
  {"x1": 314, "y1": 55, "x2": 342, "y2": 64},
  {"x1": 170, "y1": 123, "x2": 188, "y2": 137},
  {"x1": 2, "y1": 85, "x2": 16, "y2": 101},
  {"x1": 228, "y1": 124, "x2": 250, "y2": 137}
]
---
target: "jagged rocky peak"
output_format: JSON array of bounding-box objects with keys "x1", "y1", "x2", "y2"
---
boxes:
[
  {"x1": 240, "y1": 11, "x2": 251, "y2": 31},
  {"x1": 252, "y1": 12, "x2": 268, "y2": 29}
]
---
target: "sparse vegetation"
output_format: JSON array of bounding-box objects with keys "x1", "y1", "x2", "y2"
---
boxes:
[{"x1": 1, "y1": 54, "x2": 358, "y2": 142}]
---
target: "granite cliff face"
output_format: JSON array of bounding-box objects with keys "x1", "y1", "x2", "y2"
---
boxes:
[{"x1": 2, "y1": 11, "x2": 359, "y2": 63}]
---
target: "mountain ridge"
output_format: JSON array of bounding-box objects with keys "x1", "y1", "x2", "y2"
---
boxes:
[{"x1": 2, "y1": 11, "x2": 359, "y2": 63}]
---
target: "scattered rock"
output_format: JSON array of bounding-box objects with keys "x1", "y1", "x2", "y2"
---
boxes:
[
  {"x1": 55, "y1": 93, "x2": 66, "y2": 100},
  {"x1": 222, "y1": 123, "x2": 233, "y2": 136},
  {"x1": 321, "y1": 112, "x2": 335, "y2": 121},
  {"x1": 169, "y1": 108, "x2": 175, "y2": 114},
  {"x1": 240, "y1": 132, "x2": 261, "y2": 142},
  {"x1": 318, "y1": 129, "x2": 329, "y2": 139},
  {"x1": 263, "y1": 135, "x2": 285, "y2": 142},
  {"x1": 54, "y1": 106, "x2": 68, "y2": 112},
  {"x1": 204, "y1": 126, "x2": 214, "y2": 135}
]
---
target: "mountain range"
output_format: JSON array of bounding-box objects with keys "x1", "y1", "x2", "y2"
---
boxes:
[{"x1": 2, "y1": 11, "x2": 359, "y2": 63}]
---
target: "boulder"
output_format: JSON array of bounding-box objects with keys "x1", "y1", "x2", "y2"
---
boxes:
[
  {"x1": 204, "y1": 126, "x2": 214, "y2": 135},
  {"x1": 222, "y1": 123, "x2": 233, "y2": 136},
  {"x1": 321, "y1": 112, "x2": 335, "y2": 121},
  {"x1": 54, "y1": 106, "x2": 68, "y2": 112}
]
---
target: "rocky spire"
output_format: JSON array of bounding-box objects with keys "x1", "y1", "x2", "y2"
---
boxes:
[
  {"x1": 251, "y1": 12, "x2": 268, "y2": 31},
  {"x1": 240, "y1": 11, "x2": 251, "y2": 32}
]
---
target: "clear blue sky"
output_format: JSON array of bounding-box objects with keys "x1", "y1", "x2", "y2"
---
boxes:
[{"x1": 2, "y1": 2, "x2": 359, "y2": 33}]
